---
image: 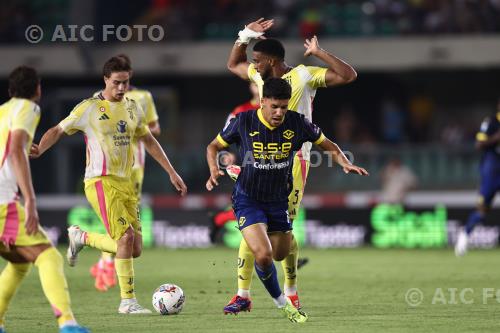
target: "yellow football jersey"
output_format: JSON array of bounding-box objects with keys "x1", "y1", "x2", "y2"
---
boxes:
[
  {"x1": 247, "y1": 63, "x2": 327, "y2": 160},
  {"x1": 94, "y1": 89, "x2": 158, "y2": 169},
  {"x1": 124, "y1": 89, "x2": 159, "y2": 169},
  {"x1": 59, "y1": 94, "x2": 149, "y2": 180},
  {"x1": 0, "y1": 98, "x2": 40, "y2": 204}
]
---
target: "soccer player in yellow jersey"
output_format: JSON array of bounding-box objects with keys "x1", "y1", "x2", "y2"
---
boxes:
[
  {"x1": 89, "y1": 54, "x2": 161, "y2": 292},
  {"x1": 0, "y1": 66, "x2": 89, "y2": 333},
  {"x1": 32, "y1": 56, "x2": 187, "y2": 314},
  {"x1": 223, "y1": 18, "x2": 357, "y2": 313}
]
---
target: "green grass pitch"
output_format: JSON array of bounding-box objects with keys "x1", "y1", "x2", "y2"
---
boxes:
[{"x1": 2, "y1": 247, "x2": 500, "y2": 333}]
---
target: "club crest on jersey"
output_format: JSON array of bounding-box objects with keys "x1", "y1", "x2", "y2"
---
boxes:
[
  {"x1": 117, "y1": 120, "x2": 127, "y2": 133},
  {"x1": 283, "y1": 129, "x2": 295, "y2": 140},
  {"x1": 238, "y1": 217, "x2": 246, "y2": 227}
]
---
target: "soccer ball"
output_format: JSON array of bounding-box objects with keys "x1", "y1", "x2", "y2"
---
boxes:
[{"x1": 152, "y1": 284, "x2": 185, "y2": 315}]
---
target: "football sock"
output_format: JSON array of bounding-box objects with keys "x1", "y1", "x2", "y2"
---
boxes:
[
  {"x1": 214, "y1": 210, "x2": 237, "y2": 227},
  {"x1": 465, "y1": 210, "x2": 484, "y2": 235},
  {"x1": 255, "y1": 262, "x2": 282, "y2": 299},
  {"x1": 34, "y1": 247, "x2": 76, "y2": 327},
  {"x1": 0, "y1": 262, "x2": 31, "y2": 327},
  {"x1": 237, "y1": 239, "x2": 254, "y2": 294},
  {"x1": 85, "y1": 232, "x2": 117, "y2": 253},
  {"x1": 282, "y1": 236, "x2": 298, "y2": 296},
  {"x1": 115, "y1": 258, "x2": 135, "y2": 299}
]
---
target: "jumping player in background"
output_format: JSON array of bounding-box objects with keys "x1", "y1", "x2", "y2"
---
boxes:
[
  {"x1": 0, "y1": 66, "x2": 89, "y2": 333},
  {"x1": 206, "y1": 78, "x2": 368, "y2": 322},
  {"x1": 31, "y1": 56, "x2": 187, "y2": 314},
  {"x1": 89, "y1": 54, "x2": 161, "y2": 292},
  {"x1": 224, "y1": 17, "x2": 357, "y2": 313},
  {"x1": 455, "y1": 100, "x2": 500, "y2": 256}
]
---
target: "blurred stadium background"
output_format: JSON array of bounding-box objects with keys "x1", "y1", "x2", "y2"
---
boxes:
[{"x1": 1, "y1": 0, "x2": 500, "y2": 250}]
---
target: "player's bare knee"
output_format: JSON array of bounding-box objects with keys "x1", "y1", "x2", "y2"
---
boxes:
[
  {"x1": 254, "y1": 250, "x2": 273, "y2": 267},
  {"x1": 132, "y1": 246, "x2": 142, "y2": 258},
  {"x1": 119, "y1": 228, "x2": 135, "y2": 247}
]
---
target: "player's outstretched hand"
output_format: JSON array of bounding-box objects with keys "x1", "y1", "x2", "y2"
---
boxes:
[
  {"x1": 206, "y1": 168, "x2": 225, "y2": 191},
  {"x1": 343, "y1": 164, "x2": 369, "y2": 176},
  {"x1": 247, "y1": 18, "x2": 274, "y2": 37},
  {"x1": 24, "y1": 199, "x2": 40, "y2": 235},
  {"x1": 29, "y1": 143, "x2": 40, "y2": 159},
  {"x1": 170, "y1": 172, "x2": 187, "y2": 196},
  {"x1": 304, "y1": 35, "x2": 321, "y2": 57}
]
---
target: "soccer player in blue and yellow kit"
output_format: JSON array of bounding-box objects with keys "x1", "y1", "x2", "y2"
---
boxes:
[
  {"x1": 0, "y1": 66, "x2": 89, "y2": 333},
  {"x1": 32, "y1": 56, "x2": 187, "y2": 314},
  {"x1": 455, "y1": 101, "x2": 500, "y2": 256},
  {"x1": 206, "y1": 78, "x2": 368, "y2": 322},
  {"x1": 224, "y1": 17, "x2": 357, "y2": 313}
]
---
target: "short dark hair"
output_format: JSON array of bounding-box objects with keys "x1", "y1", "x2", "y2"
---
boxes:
[
  {"x1": 8, "y1": 66, "x2": 40, "y2": 99},
  {"x1": 102, "y1": 56, "x2": 132, "y2": 78},
  {"x1": 262, "y1": 78, "x2": 291, "y2": 100},
  {"x1": 116, "y1": 53, "x2": 131, "y2": 67},
  {"x1": 253, "y1": 39, "x2": 285, "y2": 60}
]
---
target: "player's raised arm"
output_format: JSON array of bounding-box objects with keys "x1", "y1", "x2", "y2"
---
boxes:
[
  {"x1": 304, "y1": 35, "x2": 357, "y2": 86},
  {"x1": 206, "y1": 138, "x2": 226, "y2": 191},
  {"x1": 31, "y1": 125, "x2": 65, "y2": 158},
  {"x1": 140, "y1": 132, "x2": 187, "y2": 196},
  {"x1": 316, "y1": 138, "x2": 369, "y2": 176},
  {"x1": 227, "y1": 18, "x2": 274, "y2": 79}
]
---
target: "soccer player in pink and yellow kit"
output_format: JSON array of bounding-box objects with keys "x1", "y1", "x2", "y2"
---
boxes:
[
  {"x1": 0, "y1": 66, "x2": 89, "y2": 333},
  {"x1": 32, "y1": 56, "x2": 187, "y2": 314},
  {"x1": 89, "y1": 54, "x2": 161, "y2": 293}
]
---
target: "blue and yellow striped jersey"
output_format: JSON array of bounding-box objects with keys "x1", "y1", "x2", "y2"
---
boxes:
[{"x1": 217, "y1": 108, "x2": 325, "y2": 202}]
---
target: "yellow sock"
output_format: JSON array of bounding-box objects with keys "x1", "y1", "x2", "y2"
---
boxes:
[
  {"x1": 85, "y1": 232, "x2": 117, "y2": 253},
  {"x1": 237, "y1": 239, "x2": 254, "y2": 294},
  {"x1": 282, "y1": 236, "x2": 298, "y2": 295},
  {"x1": 0, "y1": 262, "x2": 31, "y2": 327},
  {"x1": 34, "y1": 247, "x2": 75, "y2": 326},
  {"x1": 101, "y1": 252, "x2": 114, "y2": 261},
  {"x1": 115, "y1": 258, "x2": 135, "y2": 299}
]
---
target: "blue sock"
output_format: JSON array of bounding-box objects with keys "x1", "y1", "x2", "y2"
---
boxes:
[
  {"x1": 465, "y1": 211, "x2": 484, "y2": 234},
  {"x1": 254, "y1": 262, "x2": 282, "y2": 299}
]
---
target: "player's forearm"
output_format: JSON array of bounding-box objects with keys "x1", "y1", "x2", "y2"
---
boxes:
[
  {"x1": 206, "y1": 142, "x2": 221, "y2": 173},
  {"x1": 38, "y1": 125, "x2": 64, "y2": 156},
  {"x1": 318, "y1": 138, "x2": 351, "y2": 168},
  {"x1": 10, "y1": 147, "x2": 36, "y2": 202},
  {"x1": 143, "y1": 135, "x2": 177, "y2": 175},
  {"x1": 227, "y1": 43, "x2": 249, "y2": 78},
  {"x1": 314, "y1": 48, "x2": 357, "y2": 85}
]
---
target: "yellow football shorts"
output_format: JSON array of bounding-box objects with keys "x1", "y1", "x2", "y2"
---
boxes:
[
  {"x1": 287, "y1": 153, "x2": 310, "y2": 220},
  {"x1": 84, "y1": 176, "x2": 140, "y2": 241},
  {"x1": 0, "y1": 201, "x2": 50, "y2": 251}
]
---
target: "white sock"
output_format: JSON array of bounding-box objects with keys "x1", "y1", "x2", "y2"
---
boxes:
[
  {"x1": 98, "y1": 258, "x2": 105, "y2": 269},
  {"x1": 60, "y1": 320, "x2": 78, "y2": 328},
  {"x1": 120, "y1": 298, "x2": 137, "y2": 305},
  {"x1": 272, "y1": 294, "x2": 287, "y2": 308},
  {"x1": 284, "y1": 286, "x2": 297, "y2": 296},
  {"x1": 237, "y1": 289, "x2": 250, "y2": 298}
]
